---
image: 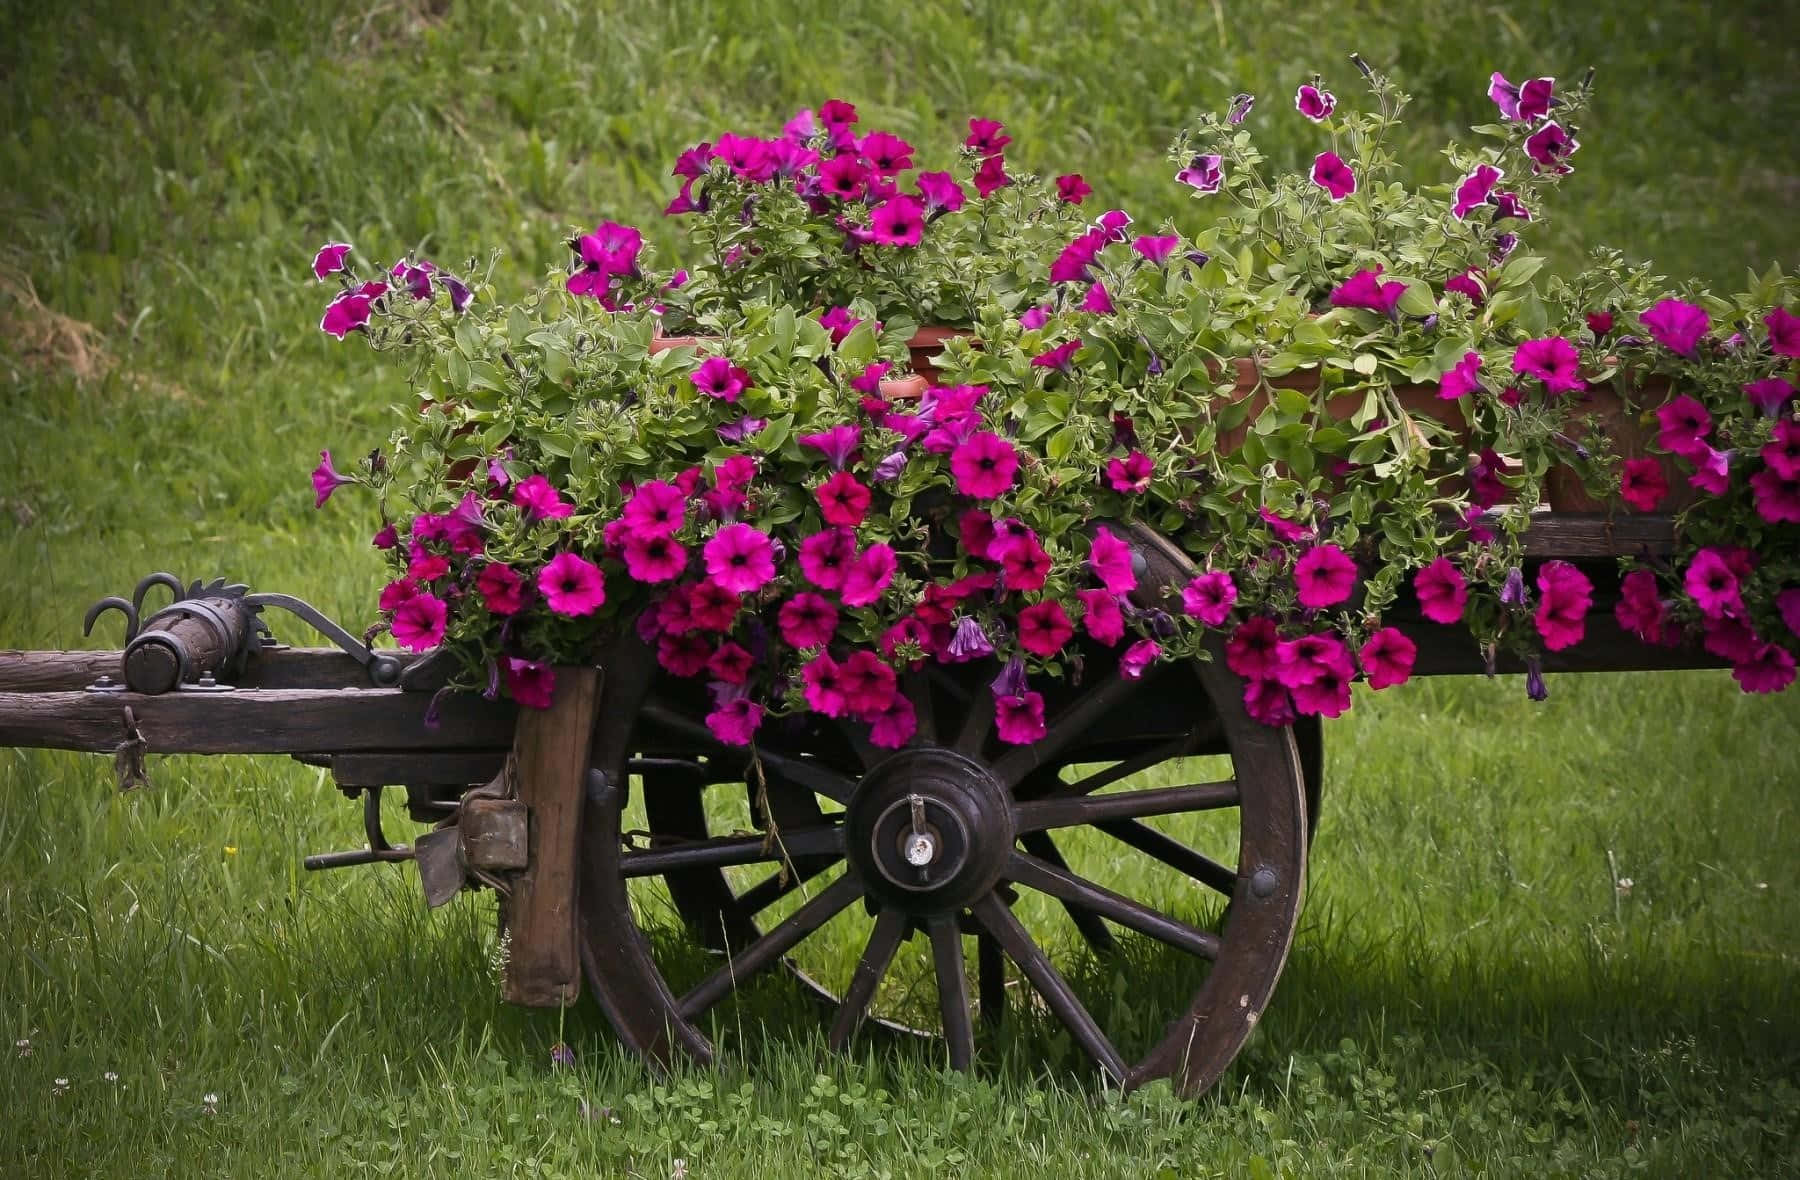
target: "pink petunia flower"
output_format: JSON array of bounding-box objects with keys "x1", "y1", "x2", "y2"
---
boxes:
[
  {"x1": 1294, "y1": 544, "x2": 1357, "y2": 609},
  {"x1": 994, "y1": 690, "x2": 1046, "y2": 745},
  {"x1": 972, "y1": 154, "x2": 1011, "y2": 198},
  {"x1": 916, "y1": 171, "x2": 966, "y2": 213},
  {"x1": 1640, "y1": 298, "x2": 1710, "y2": 356},
  {"x1": 1492, "y1": 190, "x2": 1532, "y2": 221},
  {"x1": 1087, "y1": 527, "x2": 1137, "y2": 594},
  {"x1": 319, "y1": 280, "x2": 387, "y2": 339},
  {"x1": 995, "y1": 532, "x2": 1052, "y2": 592},
  {"x1": 1684, "y1": 548, "x2": 1744, "y2": 619},
  {"x1": 1120, "y1": 639, "x2": 1161, "y2": 680},
  {"x1": 1751, "y1": 468, "x2": 1800, "y2": 523},
  {"x1": 1414, "y1": 558, "x2": 1468, "y2": 625},
  {"x1": 840, "y1": 649, "x2": 899, "y2": 718},
  {"x1": 1437, "y1": 351, "x2": 1483, "y2": 400},
  {"x1": 964, "y1": 117, "x2": 1011, "y2": 156},
  {"x1": 1076, "y1": 589, "x2": 1125, "y2": 645},
  {"x1": 1055, "y1": 173, "x2": 1092, "y2": 204},
  {"x1": 1776, "y1": 587, "x2": 1800, "y2": 637},
  {"x1": 842, "y1": 542, "x2": 897, "y2": 607},
  {"x1": 1329, "y1": 266, "x2": 1407, "y2": 316},
  {"x1": 1586, "y1": 310, "x2": 1615, "y2": 337},
  {"x1": 1031, "y1": 339, "x2": 1083, "y2": 370},
  {"x1": 379, "y1": 577, "x2": 419, "y2": 613},
  {"x1": 1535, "y1": 561, "x2": 1592, "y2": 651},
  {"x1": 1242, "y1": 678, "x2": 1296, "y2": 727},
  {"x1": 1451, "y1": 164, "x2": 1503, "y2": 220},
  {"x1": 311, "y1": 450, "x2": 353, "y2": 507},
  {"x1": 539, "y1": 552, "x2": 607, "y2": 617},
  {"x1": 1183, "y1": 571, "x2": 1238, "y2": 626},
  {"x1": 1615, "y1": 570, "x2": 1670, "y2": 644},
  {"x1": 1107, "y1": 451, "x2": 1153, "y2": 494},
  {"x1": 703, "y1": 524, "x2": 776, "y2": 595},
  {"x1": 1017, "y1": 602, "x2": 1075, "y2": 658},
  {"x1": 704, "y1": 696, "x2": 763, "y2": 745},
  {"x1": 622, "y1": 532, "x2": 688, "y2": 583},
  {"x1": 1512, "y1": 336, "x2": 1585, "y2": 396},
  {"x1": 1744, "y1": 377, "x2": 1795, "y2": 416},
  {"x1": 799, "y1": 528, "x2": 857, "y2": 590},
  {"x1": 1080, "y1": 281, "x2": 1114, "y2": 315},
  {"x1": 1764, "y1": 307, "x2": 1800, "y2": 357},
  {"x1": 1131, "y1": 235, "x2": 1180, "y2": 265},
  {"x1": 408, "y1": 546, "x2": 449, "y2": 583},
  {"x1": 802, "y1": 653, "x2": 848, "y2": 717},
  {"x1": 1444, "y1": 268, "x2": 1487, "y2": 307},
  {"x1": 391, "y1": 593, "x2": 448, "y2": 651},
  {"x1": 372, "y1": 523, "x2": 398, "y2": 550},
  {"x1": 1733, "y1": 645, "x2": 1796, "y2": 695},
  {"x1": 1654, "y1": 395, "x2": 1712, "y2": 454},
  {"x1": 1703, "y1": 616, "x2": 1762, "y2": 664},
  {"x1": 1295, "y1": 83, "x2": 1335, "y2": 121},
  {"x1": 504, "y1": 658, "x2": 557, "y2": 709},
  {"x1": 691, "y1": 356, "x2": 752, "y2": 402},
  {"x1": 1685, "y1": 443, "x2": 1732, "y2": 496},
  {"x1": 1226, "y1": 616, "x2": 1282, "y2": 680},
  {"x1": 1358, "y1": 627, "x2": 1416, "y2": 690},
  {"x1": 778, "y1": 592, "x2": 838, "y2": 650},
  {"x1": 799, "y1": 424, "x2": 862, "y2": 470},
  {"x1": 870, "y1": 196, "x2": 925, "y2": 246},
  {"x1": 1273, "y1": 633, "x2": 1352, "y2": 690},
  {"x1": 951, "y1": 432, "x2": 1019, "y2": 499},
  {"x1": 477, "y1": 563, "x2": 525, "y2": 615},
  {"x1": 868, "y1": 694, "x2": 918, "y2": 748},
  {"x1": 1618, "y1": 458, "x2": 1668, "y2": 512},
  {"x1": 1292, "y1": 660, "x2": 1353, "y2": 718},
  {"x1": 513, "y1": 474, "x2": 575, "y2": 521},
  {"x1": 622, "y1": 480, "x2": 687, "y2": 536},
  {"x1": 1765, "y1": 420, "x2": 1800, "y2": 479},
  {"x1": 312, "y1": 242, "x2": 352, "y2": 279},
  {"x1": 815, "y1": 471, "x2": 872, "y2": 527},
  {"x1": 1310, "y1": 152, "x2": 1356, "y2": 201}
]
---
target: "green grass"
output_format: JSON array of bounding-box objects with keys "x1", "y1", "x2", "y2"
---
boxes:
[{"x1": 3, "y1": 1, "x2": 1798, "y2": 1176}]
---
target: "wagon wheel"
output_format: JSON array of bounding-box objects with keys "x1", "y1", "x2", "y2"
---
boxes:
[{"x1": 576, "y1": 522, "x2": 1308, "y2": 1097}]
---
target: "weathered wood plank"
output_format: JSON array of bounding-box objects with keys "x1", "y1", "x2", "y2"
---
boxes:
[
  {"x1": 328, "y1": 751, "x2": 508, "y2": 788},
  {"x1": 0, "y1": 688, "x2": 515, "y2": 754},
  {"x1": 1503, "y1": 512, "x2": 1679, "y2": 558},
  {"x1": 1400, "y1": 613, "x2": 1724, "y2": 677},
  {"x1": 0, "y1": 648, "x2": 424, "y2": 694},
  {"x1": 502, "y1": 665, "x2": 601, "y2": 1008}
]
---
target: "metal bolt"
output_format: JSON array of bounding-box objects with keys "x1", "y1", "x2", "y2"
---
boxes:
[
  {"x1": 1250, "y1": 866, "x2": 1279, "y2": 898},
  {"x1": 197, "y1": 671, "x2": 217, "y2": 687},
  {"x1": 905, "y1": 832, "x2": 937, "y2": 867}
]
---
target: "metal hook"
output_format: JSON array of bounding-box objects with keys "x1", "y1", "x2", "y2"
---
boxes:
[
  {"x1": 82, "y1": 597, "x2": 140, "y2": 642},
  {"x1": 130, "y1": 572, "x2": 187, "y2": 618}
]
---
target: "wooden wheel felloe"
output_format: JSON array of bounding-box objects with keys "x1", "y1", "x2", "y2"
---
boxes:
[{"x1": 576, "y1": 524, "x2": 1308, "y2": 1097}]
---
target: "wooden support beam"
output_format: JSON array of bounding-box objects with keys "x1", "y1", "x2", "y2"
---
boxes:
[{"x1": 0, "y1": 648, "x2": 423, "y2": 694}]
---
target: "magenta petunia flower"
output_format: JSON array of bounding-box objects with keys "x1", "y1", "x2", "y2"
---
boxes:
[
  {"x1": 1183, "y1": 571, "x2": 1238, "y2": 626},
  {"x1": 819, "y1": 306, "x2": 862, "y2": 344},
  {"x1": 1512, "y1": 336, "x2": 1585, "y2": 396},
  {"x1": 1358, "y1": 627, "x2": 1416, "y2": 690},
  {"x1": 973, "y1": 154, "x2": 1011, "y2": 198},
  {"x1": 1618, "y1": 458, "x2": 1669, "y2": 512},
  {"x1": 870, "y1": 196, "x2": 925, "y2": 246},
  {"x1": 312, "y1": 243, "x2": 352, "y2": 280},
  {"x1": 1654, "y1": 396, "x2": 1712, "y2": 454},
  {"x1": 1616, "y1": 571, "x2": 1670, "y2": 644},
  {"x1": 539, "y1": 552, "x2": 606, "y2": 617},
  {"x1": 372, "y1": 523, "x2": 398, "y2": 550},
  {"x1": 1096, "y1": 209, "x2": 1132, "y2": 240},
  {"x1": 717, "y1": 416, "x2": 768, "y2": 443},
  {"x1": 408, "y1": 546, "x2": 449, "y2": 582},
  {"x1": 817, "y1": 153, "x2": 867, "y2": 201},
  {"x1": 1489, "y1": 190, "x2": 1532, "y2": 222},
  {"x1": 1639, "y1": 298, "x2": 1710, "y2": 357},
  {"x1": 1049, "y1": 229, "x2": 1107, "y2": 284},
  {"x1": 994, "y1": 691, "x2": 1047, "y2": 745},
  {"x1": 1685, "y1": 443, "x2": 1732, "y2": 496},
  {"x1": 1292, "y1": 661, "x2": 1353, "y2": 718},
  {"x1": 1080, "y1": 280, "x2": 1113, "y2": 315},
  {"x1": 1329, "y1": 266, "x2": 1407, "y2": 316},
  {"x1": 1076, "y1": 589, "x2": 1125, "y2": 645},
  {"x1": 842, "y1": 542, "x2": 897, "y2": 607},
  {"x1": 1176, "y1": 154, "x2": 1224, "y2": 194},
  {"x1": 916, "y1": 171, "x2": 967, "y2": 214},
  {"x1": 1017, "y1": 601, "x2": 1075, "y2": 657},
  {"x1": 1120, "y1": 639, "x2": 1161, "y2": 680},
  {"x1": 477, "y1": 562, "x2": 525, "y2": 615},
  {"x1": 1777, "y1": 588, "x2": 1800, "y2": 638},
  {"x1": 378, "y1": 575, "x2": 415, "y2": 613},
  {"x1": 391, "y1": 257, "x2": 435, "y2": 299},
  {"x1": 1087, "y1": 527, "x2": 1137, "y2": 594},
  {"x1": 501, "y1": 658, "x2": 556, "y2": 710},
  {"x1": 1295, "y1": 83, "x2": 1335, "y2": 121},
  {"x1": 622, "y1": 532, "x2": 688, "y2": 583},
  {"x1": 623, "y1": 479, "x2": 687, "y2": 536},
  {"x1": 1704, "y1": 616, "x2": 1763, "y2": 664},
  {"x1": 1523, "y1": 120, "x2": 1579, "y2": 173},
  {"x1": 513, "y1": 474, "x2": 575, "y2": 521},
  {"x1": 857, "y1": 130, "x2": 914, "y2": 176},
  {"x1": 1765, "y1": 420, "x2": 1800, "y2": 479},
  {"x1": 958, "y1": 509, "x2": 997, "y2": 559},
  {"x1": 1444, "y1": 268, "x2": 1486, "y2": 307},
  {"x1": 840, "y1": 649, "x2": 899, "y2": 718},
  {"x1": 1437, "y1": 351, "x2": 1484, "y2": 400},
  {"x1": 777, "y1": 592, "x2": 837, "y2": 650},
  {"x1": 1310, "y1": 152, "x2": 1356, "y2": 201},
  {"x1": 391, "y1": 593, "x2": 447, "y2": 651},
  {"x1": 1489, "y1": 72, "x2": 1555, "y2": 122},
  {"x1": 1752, "y1": 468, "x2": 1800, "y2": 523},
  {"x1": 311, "y1": 450, "x2": 353, "y2": 507},
  {"x1": 868, "y1": 693, "x2": 918, "y2": 748},
  {"x1": 1535, "y1": 561, "x2": 1592, "y2": 651},
  {"x1": 1107, "y1": 450, "x2": 1154, "y2": 494},
  {"x1": 1259, "y1": 508, "x2": 1315, "y2": 544},
  {"x1": 1744, "y1": 377, "x2": 1795, "y2": 416},
  {"x1": 1031, "y1": 339, "x2": 1083, "y2": 370},
  {"x1": 1226, "y1": 616, "x2": 1281, "y2": 680},
  {"x1": 1733, "y1": 645, "x2": 1796, "y2": 695},
  {"x1": 1414, "y1": 558, "x2": 1468, "y2": 625},
  {"x1": 319, "y1": 281, "x2": 385, "y2": 339},
  {"x1": 951, "y1": 432, "x2": 1019, "y2": 499},
  {"x1": 1055, "y1": 173, "x2": 1092, "y2": 204},
  {"x1": 809, "y1": 471, "x2": 868, "y2": 527},
  {"x1": 995, "y1": 533, "x2": 1051, "y2": 592},
  {"x1": 799, "y1": 424, "x2": 862, "y2": 471},
  {"x1": 1684, "y1": 548, "x2": 1743, "y2": 619},
  {"x1": 1273, "y1": 633, "x2": 1351, "y2": 690},
  {"x1": 1294, "y1": 544, "x2": 1357, "y2": 609},
  {"x1": 658, "y1": 632, "x2": 712, "y2": 678},
  {"x1": 1451, "y1": 164, "x2": 1503, "y2": 220},
  {"x1": 1765, "y1": 307, "x2": 1800, "y2": 357},
  {"x1": 1130, "y1": 234, "x2": 1179, "y2": 265},
  {"x1": 802, "y1": 653, "x2": 848, "y2": 717},
  {"x1": 799, "y1": 528, "x2": 856, "y2": 590},
  {"x1": 1242, "y1": 678, "x2": 1297, "y2": 727},
  {"x1": 704, "y1": 697, "x2": 763, "y2": 745},
  {"x1": 703, "y1": 524, "x2": 776, "y2": 595},
  {"x1": 692, "y1": 356, "x2": 752, "y2": 402},
  {"x1": 964, "y1": 117, "x2": 1011, "y2": 157}
]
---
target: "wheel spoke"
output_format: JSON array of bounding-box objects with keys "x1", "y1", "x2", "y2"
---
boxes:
[
  {"x1": 1025, "y1": 734, "x2": 1197, "y2": 801},
  {"x1": 970, "y1": 893, "x2": 1126, "y2": 1084},
  {"x1": 903, "y1": 670, "x2": 937, "y2": 745},
  {"x1": 1007, "y1": 851, "x2": 1220, "y2": 960},
  {"x1": 952, "y1": 695, "x2": 992, "y2": 757},
  {"x1": 642, "y1": 700, "x2": 858, "y2": 803},
  {"x1": 928, "y1": 917, "x2": 974, "y2": 1070},
  {"x1": 621, "y1": 825, "x2": 842, "y2": 878},
  {"x1": 1013, "y1": 781, "x2": 1239, "y2": 833},
  {"x1": 678, "y1": 873, "x2": 864, "y2": 1020},
  {"x1": 987, "y1": 672, "x2": 1149, "y2": 789},
  {"x1": 827, "y1": 906, "x2": 909, "y2": 1051},
  {"x1": 733, "y1": 855, "x2": 839, "y2": 917},
  {"x1": 1018, "y1": 831, "x2": 1117, "y2": 955},
  {"x1": 978, "y1": 934, "x2": 1006, "y2": 1027},
  {"x1": 1098, "y1": 820, "x2": 1237, "y2": 896}
]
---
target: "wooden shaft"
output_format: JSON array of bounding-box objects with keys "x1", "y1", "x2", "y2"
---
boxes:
[
  {"x1": 123, "y1": 601, "x2": 245, "y2": 694},
  {"x1": 0, "y1": 647, "x2": 420, "y2": 694}
]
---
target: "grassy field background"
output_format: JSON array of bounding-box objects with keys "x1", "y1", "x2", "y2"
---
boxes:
[{"x1": 3, "y1": 1, "x2": 1798, "y2": 1176}]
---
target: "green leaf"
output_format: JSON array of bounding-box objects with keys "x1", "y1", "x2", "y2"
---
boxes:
[
  {"x1": 1497, "y1": 253, "x2": 1547, "y2": 289},
  {"x1": 1394, "y1": 281, "x2": 1439, "y2": 318},
  {"x1": 770, "y1": 305, "x2": 796, "y2": 360},
  {"x1": 1352, "y1": 352, "x2": 1379, "y2": 376},
  {"x1": 1046, "y1": 426, "x2": 1078, "y2": 461},
  {"x1": 839, "y1": 322, "x2": 878, "y2": 368}
]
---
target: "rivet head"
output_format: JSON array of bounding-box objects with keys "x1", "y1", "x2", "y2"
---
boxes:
[{"x1": 1250, "y1": 866, "x2": 1279, "y2": 898}]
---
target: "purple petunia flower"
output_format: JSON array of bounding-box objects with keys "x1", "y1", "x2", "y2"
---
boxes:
[
  {"x1": 312, "y1": 243, "x2": 352, "y2": 280},
  {"x1": 1176, "y1": 154, "x2": 1224, "y2": 195},
  {"x1": 1228, "y1": 92, "x2": 1256, "y2": 124},
  {"x1": 1452, "y1": 164, "x2": 1503, "y2": 220},
  {"x1": 716, "y1": 416, "x2": 768, "y2": 443},
  {"x1": 1294, "y1": 83, "x2": 1335, "y2": 121},
  {"x1": 1329, "y1": 266, "x2": 1407, "y2": 316},
  {"x1": 1131, "y1": 234, "x2": 1179, "y2": 265},
  {"x1": 1489, "y1": 73, "x2": 1555, "y2": 122},
  {"x1": 1524, "y1": 121, "x2": 1579, "y2": 173},
  {"x1": 311, "y1": 450, "x2": 352, "y2": 507},
  {"x1": 799, "y1": 424, "x2": 862, "y2": 470}
]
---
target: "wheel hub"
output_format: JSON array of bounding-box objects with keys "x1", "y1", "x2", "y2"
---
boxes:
[{"x1": 844, "y1": 748, "x2": 1014, "y2": 913}]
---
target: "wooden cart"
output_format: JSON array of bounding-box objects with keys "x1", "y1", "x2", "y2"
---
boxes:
[{"x1": 0, "y1": 513, "x2": 1721, "y2": 1098}]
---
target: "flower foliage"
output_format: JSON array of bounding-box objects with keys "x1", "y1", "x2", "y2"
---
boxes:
[{"x1": 310, "y1": 61, "x2": 1800, "y2": 746}]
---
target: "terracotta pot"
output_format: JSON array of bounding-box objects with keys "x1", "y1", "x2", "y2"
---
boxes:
[
  {"x1": 1543, "y1": 378, "x2": 1698, "y2": 513},
  {"x1": 905, "y1": 324, "x2": 971, "y2": 383}
]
